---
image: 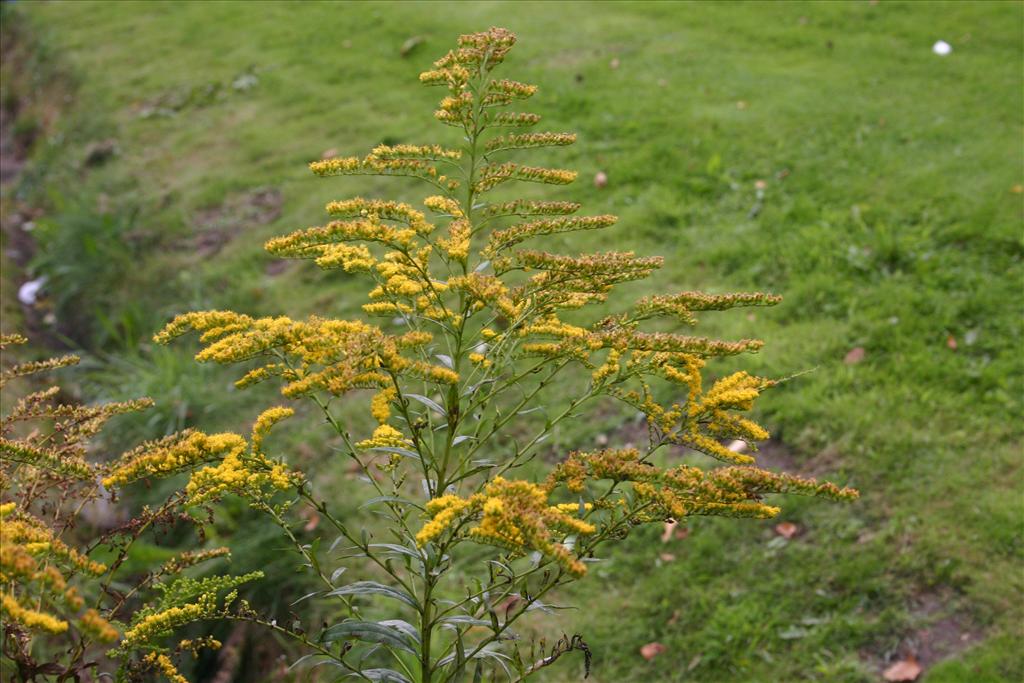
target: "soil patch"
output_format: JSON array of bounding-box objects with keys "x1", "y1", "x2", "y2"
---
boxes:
[
  {"x1": 190, "y1": 187, "x2": 282, "y2": 257},
  {"x1": 868, "y1": 591, "x2": 982, "y2": 680}
]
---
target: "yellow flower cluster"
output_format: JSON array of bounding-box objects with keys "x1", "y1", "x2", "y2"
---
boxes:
[
  {"x1": 494, "y1": 250, "x2": 663, "y2": 311},
  {"x1": 104, "y1": 431, "x2": 246, "y2": 487},
  {"x1": 447, "y1": 273, "x2": 521, "y2": 319},
  {"x1": 80, "y1": 608, "x2": 119, "y2": 643},
  {"x1": 416, "y1": 477, "x2": 595, "y2": 576},
  {"x1": 1, "y1": 592, "x2": 68, "y2": 634},
  {"x1": 423, "y1": 195, "x2": 464, "y2": 218},
  {"x1": 473, "y1": 162, "x2": 577, "y2": 193},
  {"x1": 485, "y1": 214, "x2": 616, "y2": 255},
  {"x1": 547, "y1": 448, "x2": 858, "y2": 525},
  {"x1": 159, "y1": 547, "x2": 231, "y2": 574},
  {"x1": 591, "y1": 349, "x2": 621, "y2": 383},
  {"x1": 0, "y1": 437, "x2": 93, "y2": 479},
  {"x1": 268, "y1": 217, "x2": 419, "y2": 255},
  {"x1": 309, "y1": 154, "x2": 461, "y2": 191},
  {"x1": 121, "y1": 593, "x2": 217, "y2": 648},
  {"x1": 185, "y1": 442, "x2": 296, "y2": 506},
  {"x1": 251, "y1": 406, "x2": 294, "y2": 453},
  {"x1": 155, "y1": 312, "x2": 453, "y2": 425},
  {"x1": 178, "y1": 636, "x2": 222, "y2": 655},
  {"x1": 143, "y1": 652, "x2": 188, "y2": 683},
  {"x1": 326, "y1": 197, "x2": 434, "y2": 233},
  {"x1": 485, "y1": 131, "x2": 576, "y2": 154},
  {"x1": 636, "y1": 291, "x2": 782, "y2": 326},
  {"x1": 520, "y1": 315, "x2": 589, "y2": 340},
  {"x1": 415, "y1": 494, "x2": 474, "y2": 546},
  {"x1": 468, "y1": 352, "x2": 491, "y2": 368},
  {"x1": 483, "y1": 78, "x2": 537, "y2": 104},
  {"x1": 0, "y1": 353, "x2": 80, "y2": 388},
  {"x1": 1, "y1": 515, "x2": 106, "y2": 576},
  {"x1": 312, "y1": 243, "x2": 377, "y2": 272},
  {"x1": 489, "y1": 111, "x2": 542, "y2": 127},
  {"x1": 368, "y1": 143, "x2": 462, "y2": 162},
  {"x1": 603, "y1": 369, "x2": 769, "y2": 465},
  {"x1": 370, "y1": 386, "x2": 397, "y2": 424},
  {"x1": 480, "y1": 199, "x2": 581, "y2": 219},
  {"x1": 355, "y1": 424, "x2": 410, "y2": 450},
  {"x1": 101, "y1": 411, "x2": 297, "y2": 506},
  {"x1": 438, "y1": 218, "x2": 471, "y2": 262},
  {"x1": 419, "y1": 28, "x2": 516, "y2": 103}
]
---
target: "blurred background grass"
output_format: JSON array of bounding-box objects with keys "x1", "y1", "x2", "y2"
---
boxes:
[{"x1": 1, "y1": 1, "x2": 1021, "y2": 681}]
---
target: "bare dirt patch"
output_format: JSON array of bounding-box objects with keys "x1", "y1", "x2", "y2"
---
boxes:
[
  {"x1": 868, "y1": 592, "x2": 982, "y2": 681},
  {"x1": 190, "y1": 187, "x2": 282, "y2": 258}
]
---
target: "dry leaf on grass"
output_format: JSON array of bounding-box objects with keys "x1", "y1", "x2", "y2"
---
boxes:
[
  {"x1": 883, "y1": 657, "x2": 922, "y2": 682},
  {"x1": 302, "y1": 511, "x2": 320, "y2": 532},
  {"x1": 659, "y1": 552, "x2": 676, "y2": 563},
  {"x1": 844, "y1": 346, "x2": 866, "y2": 364},
  {"x1": 400, "y1": 36, "x2": 425, "y2": 57},
  {"x1": 640, "y1": 642, "x2": 666, "y2": 661},
  {"x1": 661, "y1": 520, "x2": 677, "y2": 543},
  {"x1": 774, "y1": 521, "x2": 799, "y2": 539}
]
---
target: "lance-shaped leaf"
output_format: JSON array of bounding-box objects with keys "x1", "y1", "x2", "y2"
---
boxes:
[
  {"x1": 327, "y1": 581, "x2": 418, "y2": 609},
  {"x1": 320, "y1": 619, "x2": 418, "y2": 654}
]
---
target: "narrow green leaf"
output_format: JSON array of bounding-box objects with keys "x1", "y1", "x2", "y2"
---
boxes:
[
  {"x1": 320, "y1": 620, "x2": 416, "y2": 654},
  {"x1": 327, "y1": 581, "x2": 418, "y2": 609},
  {"x1": 405, "y1": 393, "x2": 446, "y2": 415}
]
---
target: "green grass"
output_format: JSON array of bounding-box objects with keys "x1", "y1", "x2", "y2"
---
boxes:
[{"x1": 5, "y1": 1, "x2": 1022, "y2": 681}]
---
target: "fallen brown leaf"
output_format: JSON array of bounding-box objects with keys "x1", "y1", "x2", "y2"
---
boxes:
[
  {"x1": 609, "y1": 57, "x2": 620, "y2": 69},
  {"x1": 883, "y1": 657, "x2": 921, "y2": 682},
  {"x1": 774, "y1": 521, "x2": 798, "y2": 539},
  {"x1": 661, "y1": 520, "x2": 677, "y2": 543},
  {"x1": 946, "y1": 335, "x2": 957, "y2": 350},
  {"x1": 844, "y1": 347, "x2": 866, "y2": 364},
  {"x1": 658, "y1": 552, "x2": 676, "y2": 563},
  {"x1": 499, "y1": 595, "x2": 521, "y2": 613},
  {"x1": 639, "y1": 642, "x2": 666, "y2": 661},
  {"x1": 400, "y1": 36, "x2": 425, "y2": 57},
  {"x1": 666, "y1": 609, "x2": 680, "y2": 626}
]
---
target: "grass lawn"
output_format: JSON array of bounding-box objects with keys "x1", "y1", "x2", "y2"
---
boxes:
[{"x1": 3, "y1": 1, "x2": 1022, "y2": 681}]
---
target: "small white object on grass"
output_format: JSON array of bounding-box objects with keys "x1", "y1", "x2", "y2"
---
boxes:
[
  {"x1": 933, "y1": 40, "x2": 952, "y2": 56},
  {"x1": 18, "y1": 277, "x2": 46, "y2": 306}
]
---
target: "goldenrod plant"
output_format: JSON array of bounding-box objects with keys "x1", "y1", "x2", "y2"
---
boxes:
[
  {"x1": 0, "y1": 334, "x2": 292, "y2": 681},
  {"x1": 153, "y1": 27, "x2": 856, "y2": 682}
]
